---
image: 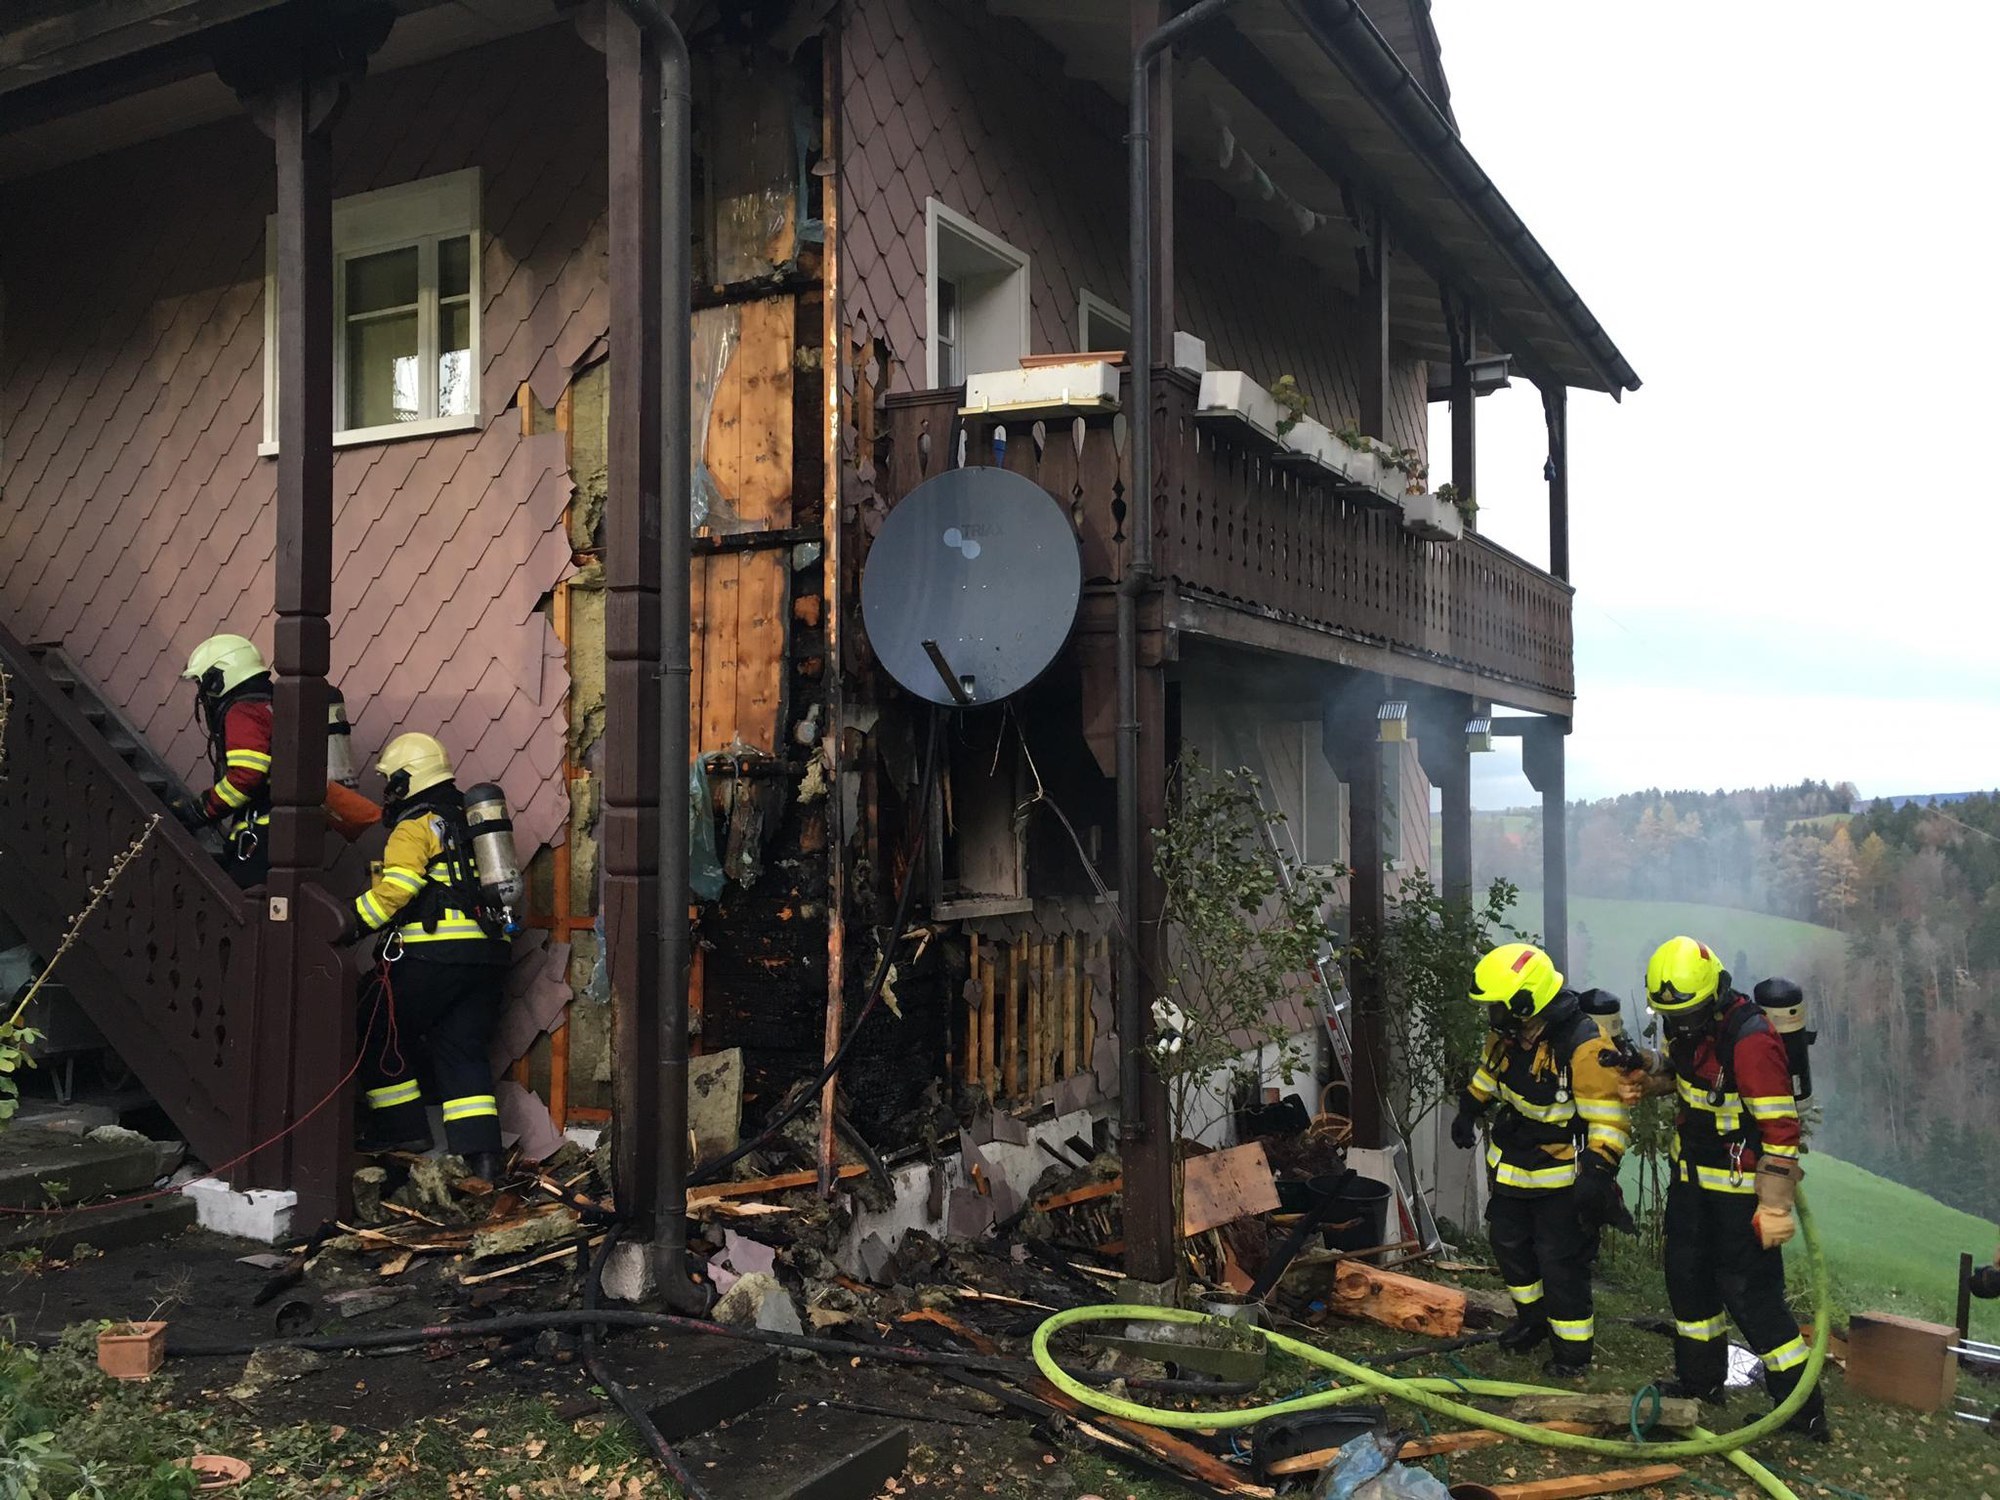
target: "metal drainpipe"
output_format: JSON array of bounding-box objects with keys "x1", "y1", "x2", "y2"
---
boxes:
[
  {"x1": 611, "y1": 0, "x2": 705, "y2": 1316},
  {"x1": 1118, "y1": 0, "x2": 1243, "y2": 1134}
]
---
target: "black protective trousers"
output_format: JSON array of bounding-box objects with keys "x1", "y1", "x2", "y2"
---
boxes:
[
  {"x1": 356, "y1": 954, "x2": 504, "y2": 1156},
  {"x1": 1487, "y1": 1187, "x2": 1594, "y2": 1366},
  {"x1": 1664, "y1": 1177, "x2": 1822, "y2": 1420}
]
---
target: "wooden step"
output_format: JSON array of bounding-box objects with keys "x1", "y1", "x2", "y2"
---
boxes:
[
  {"x1": 682, "y1": 1405, "x2": 908, "y2": 1500},
  {"x1": 593, "y1": 1335, "x2": 781, "y2": 1444}
]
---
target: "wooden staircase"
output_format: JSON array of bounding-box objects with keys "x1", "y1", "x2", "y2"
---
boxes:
[{"x1": 0, "y1": 620, "x2": 353, "y2": 1217}]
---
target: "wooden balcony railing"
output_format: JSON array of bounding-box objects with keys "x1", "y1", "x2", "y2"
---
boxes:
[{"x1": 882, "y1": 373, "x2": 1573, "y2": 702}]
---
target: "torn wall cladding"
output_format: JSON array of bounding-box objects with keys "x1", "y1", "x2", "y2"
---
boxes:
[
  {"x1": 0, "y1": 25, "x2": 611, "y2": 861},
  {"x1": 837, "y1": 0, "x2": 1428, "y2": 455}
]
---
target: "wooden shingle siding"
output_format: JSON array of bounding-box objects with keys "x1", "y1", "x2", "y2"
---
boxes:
[
  {"x1": 839, "y1": 0, "x2": 1428, "y2": 457},
  {"x1": 0, "y1": 23, "x2": 606, "y2": 859}
]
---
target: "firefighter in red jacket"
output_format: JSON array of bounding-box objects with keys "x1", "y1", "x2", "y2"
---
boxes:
[
  {"x1": 1450, "y1": 943, "x2": 1635, "y2": 1378},
  {"x1": 1626, "y1": 936, "x2": 1828, "y2": 1441},
  {"x1": 172, "y1": 634, "x2": 378, "y2": 887}
]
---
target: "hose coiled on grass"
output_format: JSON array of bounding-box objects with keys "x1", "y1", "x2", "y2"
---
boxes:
[{"x1": 1029, "y1": 1194, "x2": 1832, "y2": 1500}]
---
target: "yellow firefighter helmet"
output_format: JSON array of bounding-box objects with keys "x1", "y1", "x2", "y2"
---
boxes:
[
  {"x1": 182, "y1": 634, "x2": 266, "y2": 696},
  {"x1": 377, "y1": 732, "x2": 455, "y2": 799},
  {"x1": 1469, "y1": 942, "x2": 1565, "y2": 1022},
  {"x1": 1646, "y1": 935, "x2": 1724, "y2": 1014}
]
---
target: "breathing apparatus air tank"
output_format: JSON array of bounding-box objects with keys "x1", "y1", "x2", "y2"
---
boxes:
[
  {"x1": 325, "y1": 688, "x2": 358, "y2": 787},
  {"x1": 1578, "y1": 987, "x2": 1625, "y2": 1037},
  {"x1": 1752, "y1": 976, "x2": 1815, "y2": 1101},
  {"x1": 463, "y1": 782, "x2": 524, "y2": 936}
]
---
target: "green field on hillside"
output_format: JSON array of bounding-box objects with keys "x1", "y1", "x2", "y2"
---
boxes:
[
  {"x1": 1504, "y1": 893, "x2": 1848, "y2": 996},
  {"x1": 1799, "y1": 1155, "x2": 2000, "y2": 1338}
]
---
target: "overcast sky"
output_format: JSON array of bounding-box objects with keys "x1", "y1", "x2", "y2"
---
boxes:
[{"x1": 1426, "y1": 2, "x2": 2000, "y2": 809}]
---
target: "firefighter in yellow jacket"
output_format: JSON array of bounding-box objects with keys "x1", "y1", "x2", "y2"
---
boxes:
[
  {"x1": 1450, "y1": 943, "x2": 1634, "y2": 1377},
  {"x1": 344, "y1": 732, "x2": 508, "y2": 1184}
]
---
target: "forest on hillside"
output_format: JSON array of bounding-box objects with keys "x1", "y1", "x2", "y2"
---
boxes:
[{"x1": 1476, "y1": 781, "x2": 2000, "y2": 1218}]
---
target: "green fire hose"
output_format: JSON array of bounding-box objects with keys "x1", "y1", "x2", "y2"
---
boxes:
[{"x1": 1030, "y1": 1194, "x2": 1830, "y2": 1500}]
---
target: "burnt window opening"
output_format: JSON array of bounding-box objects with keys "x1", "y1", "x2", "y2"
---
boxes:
[{"x1": 930, "y1": 710, "x2": 1032, "y2": 920}]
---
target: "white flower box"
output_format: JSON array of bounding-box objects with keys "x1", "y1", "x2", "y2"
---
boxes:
[
  {"x1": 961, "y1": 360, "x2": 1120, "y2": 416},
  {"x1": 1194, "y1": 370, "x2": 1283, "y2": 447},
  {"x1": 1272, "y1": 415, "x2": 1336, "y2": 474},
  {"x1": 1399, "y1": 490, "x2": 1464, "y2": 542},
  {"x1": 1171, "y1": 331, "x2": 1208, "y2": 377}
]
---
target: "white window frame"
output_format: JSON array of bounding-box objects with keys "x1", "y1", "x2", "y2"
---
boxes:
[
  {"x1": 1077, "y1": 288, "x2": 1131, "y2": 356},
  {"x1": 261, "y1": 168, "x2": 482, "y2": 455},
  {"x1": 924, "y1": 198, "x2": 1030, "y2": 388}
]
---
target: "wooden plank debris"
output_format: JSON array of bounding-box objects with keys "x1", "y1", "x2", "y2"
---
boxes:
[
  {"x1": 1033, "y1": 1177, "x2": 1122, "y2": 1214},
  {"x1": 1180, "y1": 1142, "x2": 1280, "y2": 1236},
  {"x1": 1509, "y1": 1393, "x2": 1698, "y2": 1430},
  {"x1": 1482, "y1": 1466, "x2": 1686, "y2": 1499},
  {"x1": 1265, "y1": 1422, "x2": 1600, "y2": 1476},
  {"x1": 688, "y1": 1164, "x2": 867, "y2": 1202}
]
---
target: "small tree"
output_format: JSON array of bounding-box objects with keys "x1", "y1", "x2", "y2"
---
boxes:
[
  {"x1": 1152, "y1": 754, "x2": 1344, "y2": 1276},
  {"x1": 1372, "y1": 876, "x2": 1535, "y2": 1138}
]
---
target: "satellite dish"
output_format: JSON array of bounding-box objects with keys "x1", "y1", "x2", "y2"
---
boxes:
[{"x1": 860, "y1": 466, "x2": 1082, "y2": 708}]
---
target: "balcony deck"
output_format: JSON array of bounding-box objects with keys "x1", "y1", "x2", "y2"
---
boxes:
[{"x1": 881, "y1": 372, "x2": 1573, "y2": 712}]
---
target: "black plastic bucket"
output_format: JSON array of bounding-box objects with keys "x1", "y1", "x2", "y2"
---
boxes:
[{"x1": 1319, "y1": 1173, "x2": 1392, "y2": 1252}]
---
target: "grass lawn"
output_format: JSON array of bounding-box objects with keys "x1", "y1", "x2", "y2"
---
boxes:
[{"x1": 1503, "y1": 894, "x2": 1848, "y2": 1000}]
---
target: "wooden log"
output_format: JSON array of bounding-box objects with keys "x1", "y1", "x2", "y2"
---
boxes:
[
  {"x1": 1005, "y1": 936, "x2": 1024, "y2": 1098},
  {"x1": 1084, "y1": 935, "x2": 1101, "y2": 1061},
  {"x1": 1327, "y1": 1259, "x2": 1466, "y2": 1337},
  {"x1": 1482, "y1": 1466, "x2": 1686, "y2": 1499},
  {"x1": 1060, "y1": 933, "x2": 1078, "y2": 1079},
  {"x1": 1508, "y1": 1393, "x2": 1699, "y2": 1430},
  {"x1": 1265, "y1": 1422, "x2": 1599, "y2": 1476},
  {"x1": 980, "y1": 949, "x2": 999, "y2": 1098}
]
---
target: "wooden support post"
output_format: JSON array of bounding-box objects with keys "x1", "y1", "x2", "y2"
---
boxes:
[
  {"x1": 1027, "y1": 939, "x2": 1045, "y2": 1093},
  {"x1": 239, "y1": 51, "x2": 354, "y2": 1222},
  {"x1": 1324, "y1": 675, "x2": 1388, "y2": 1146},
  {"x1": 964, "y1": 934, "x2": 981, "y2": 1091},
  {"x1": 1358, "y1": 211, "x2": 1390, "y2": 438},
  {"x1": 1543, "y1": 383, "x2": 1569, "y2": 581},
  {"x1": 1522, "y1": 719, "x2": 1569, "y2": 972},
  {"x1": 1416, "y1": 692, "x2": 1474, "y2": 909},
  {"x1": 1121, "y1": 664, "x2": 1175, "y2": 1281},
  {"x1": 1448, "y1": 300, "x2": 1477, "y2": 531},
  {"x1": 603, "y1": 11, "x2": 665, "y2": 1223}
]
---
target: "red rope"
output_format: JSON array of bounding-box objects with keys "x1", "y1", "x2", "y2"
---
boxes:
[{"x1": 0, "y1": 978, "x2": 391, "y2": 1219}]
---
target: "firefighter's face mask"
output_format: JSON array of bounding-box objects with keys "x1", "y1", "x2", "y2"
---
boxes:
[
  {"x1": 381, "y1": 768, "x2": 413, "y2": 820},
  {"x1": 1655, "y1": 997, "x2": 1716, "y2": 1040}
]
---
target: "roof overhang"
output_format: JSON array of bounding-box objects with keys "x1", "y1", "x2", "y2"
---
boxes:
[
  {"x1": 0, "y1": 0, "x2": 566, "y2": 183},
  {"x1": 987, "y1": 0, "x2": 1638, "y2": 396}
]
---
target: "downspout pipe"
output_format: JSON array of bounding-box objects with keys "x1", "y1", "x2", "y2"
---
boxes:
[
  {"x1": 1117, "y1": 0, "x2": 1242, "y2": 1133},
  {"x1": 610, "y1": 0, "x2": 705, "y2": 1316}
]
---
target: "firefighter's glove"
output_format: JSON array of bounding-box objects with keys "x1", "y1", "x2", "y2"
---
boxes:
[
  {"x1": 336, "y1": 917, "x2": 371, "y2": 949},
  {"x1": 1450, "y1": 1099, "x2": 1482, "y2": 1151},
  {"x1": 1575, "y1": 1163, "x2": 1637, "y2": 1236},
  {"x1": 168, "y1": 794, "x2": 209, "y2": 831},
  {"x1": 1753, "y1": 1158, "x2": 1800, "y2": 1250},
  {"x1": 1615, "y1": 1047, "x2": 1674, "y2": 1106}
]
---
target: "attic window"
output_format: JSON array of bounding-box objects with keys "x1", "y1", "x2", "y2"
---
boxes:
[{"x1": 261, "y1": 169, "x2": 482, "y2": 454}]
